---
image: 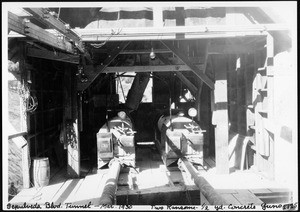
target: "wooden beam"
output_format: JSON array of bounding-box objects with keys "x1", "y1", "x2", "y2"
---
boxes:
[
  {"x1": 8, "y1": 132, "x2": 27, "y2": 140},
  {"x1": 8, "y1": 11, "x2": 74, "y2": 53},
  {"x1": 103, "y1": 64, "x2": 204, "y2": 73},
  {"x1": 161, "y1": 40, "x2": 214, "y2": 89},
  {"x1": 63, "y1": 66, "x2": 80, "y2": 178},
  {"x1": 208, "y1": 44, "x2": 255, "y2": 54},
  {"x1": 237, "y1": 55, "x2": 246, "y2": 135},
  {"x1": 77, "y1": 41, "x2": 130, "y2": 92},
  {"x1": 118, "y1": 44, "x2": 255, "y2": 55},
  {"x1": 8, "y1": 11, "x2": 25, "y2": 35},
  {"x1": 16, "y1": 42, "x2": 31, "y2": 189},
  {"x1": 265, "y1": 33, "x2": 275, "y2": 179},
  {"x1": 156, "y1": 53, "x2": 197, "y2": 95},
  {"x1": 27, "y1": 47, "x2": 79, "y2": 64},
  {"x1": 117, "y1": 185, "x2": 199, "y2": 196},
  {"x1": 175, "y1": 7, "x2": 185, "y2": 39},
  {"x1": 76, "y1": 24, "x2": 288, "y2": 41},
  {"x1": 23, "y1": 8, "x2": 84, "y2": 52},
  {"x1": 196, "y1": 41, "x2": 210, "y2": 122},
  {"x1": 99, "y1": 44, "x2": 255, "y2": 55},
  {"x1": 211, "y1": 55, "x2": 230, "y2": 174},
  {"x1": 197, "y1": 42, "x2": 210, "y2": 97}
]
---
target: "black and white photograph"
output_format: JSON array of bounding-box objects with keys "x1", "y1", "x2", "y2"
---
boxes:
[{"x1": 2, "y1": 1, "x2": 298, "y2": 210}]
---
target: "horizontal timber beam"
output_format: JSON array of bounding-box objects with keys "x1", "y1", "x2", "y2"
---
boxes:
[
  {"x1": 103, "y1": 64, "x2": 204, "y2": 73},
  {"x1": 8, "y1": 11, "x2": 75, "y2": 53},
  {"x1": 117, "y1": 185, "x2": 199, "y2": 196},
  {"x1": 116, "y1": 44, "x2": 255, "y2": 55},
  {"x1": 23, "y1": 8, "x2": 84, "y2": 53},
  {"x1": 75, "y1": 24, "x2": 287, "y2": 41},
  {"x1": 26, "y1": 47, "x2": 79, "y2": 64}
]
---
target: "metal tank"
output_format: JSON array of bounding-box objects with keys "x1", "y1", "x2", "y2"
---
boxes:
[
  {"x1": 157, "y1": 108, "x2": 204, "y2": 167},
  {"x1": 97, "y1": 111, "x2": 136, "y2": 169}
]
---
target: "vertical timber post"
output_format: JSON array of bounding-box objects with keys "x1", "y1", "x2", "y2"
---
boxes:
[
  {"x1": 64, "y1": 65, "x2": 80, "y2": 178},
  {"x1": 20, "y1": 42, "x2": 30, "y2": 188},
  {"x1": 211, "y1": 55, "x2": 230, "y2": 174},
  {"x1": 265, "y1": 33, "x2": 275, "y2": 179}
]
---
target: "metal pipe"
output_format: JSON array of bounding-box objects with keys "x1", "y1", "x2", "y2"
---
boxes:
[
  {"x1": 178, "y1": 157, "x2": 227, "y2": 205},
  {"x1": 165, "y1": 129, "x2": 227, "y2": 205},
  {"x1": 99, "y1": 159, "x2": 122, "y2": 205}
]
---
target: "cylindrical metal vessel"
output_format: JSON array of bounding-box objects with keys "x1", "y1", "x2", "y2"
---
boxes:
[
  {"x1": 157, "y1": 115, "x2": 193, "y2": 132},
  {"x1": 32, "y1": 157, "x2": 50, "y2": 187}
]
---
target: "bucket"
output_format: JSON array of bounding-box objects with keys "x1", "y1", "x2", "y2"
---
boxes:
[{"x1": 32, "y1": 157, "x2": 50, "y2": 187}]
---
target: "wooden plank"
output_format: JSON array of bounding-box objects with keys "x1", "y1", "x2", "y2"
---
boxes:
[
  {"x1": 233, "y1": 189, "x2": 263, "y2": 205},
  {"x1": 67, "y1": 86, "x2": 80, "y2": 177},
  {"x1": 112, "y1": 43, "x2": 255, "y2": 55},
  {"x1": 265, "y1": 33, "x2": 275, "y2": 179},
  {"x1": 104, "y1": 64, "x2": 205, "y2": 73},
  {"x1": 26, "y1": 168, "x2": 67, "y2": 204},
  {"x1": 16, "y1": 42, "x2": 31, "y2": 190},
  {"x1": 8, "y1": 11, "x2": 25, "y2": 35},
  {"x1": 203, "y1": 159, "x2": 211, "y2": 169},
  {"x1": 25, "y1": 22, "x2": 74, "y2": 53},
  {"x1": 216, "y1": 189, "x2": 238, "y2": 194},
  {"x1": 27, "y1": 47, "x2": 79, "y2": 64},
  {"x1": 200, "y1": 192, "x2": 210, "y2": 204},
  {"x1": 51, "y1": 179, "x2": 79, "y2": 204},
  {"x1": 254, "y1": 49, "x2": 265, "y2": 169},
  {"x1": 175, "y1": 7, "x2": 185, "y2": 39},
  {"x1": 249, "y1": 189, "x2": 272, "y2": 194},
  {"x1": 205, "y1": 157, "x2": 216, "y2": 168},
  {"x1": 209, "y1": 44, "x2": 255, "y2": 54},
  {"x1": 62, "y1": 66, "x2": 80, "y2": 178},
  {"x1": 8, "y1": 12, "x2": 74, "y2": 53},
  {"x1": 245, "y1": 54, "x2": 255, "y2": 135},
  {"x1": 21, "y1": 144, "x2": 30, "y2": 189},
  {"x1": 268, "y1": 188, "x2": 291, "y2": 193},
  {"x1": 237, "y1": 54, "x2": 246, "y2": 135},
  {"x1": 263, "y1": 117, "x2": 275, "y2": 133},
  {"x1": 116, "y1": 184, "x2": 199, "y2": 196},
  {"x1": 69, "y1": 171, "x2": 106, "y2": 204},
  {"x1": 23, "y1": 8, "x2": 84, "y2": 52},
  {"x1": 8, "y1": 187, "x2": 43, "y2": 204},
  {"x1": 162, "y1": 40, "x2": 215, "y2": 89},
  {"x1": 77, "y1": 41, "x2": 130, "y2": 91},
  {"x1": 62, "y1": 178, "x2": 85, "y2": 204},
  {"x1": 68, "y1": 171, "x2": 107, "y2": 205},
  {"x1": 196, "y1": 41, "x2": 210, "y2": 122},
  {"x1": 8, "y1": 131, "x2": 27, "y2": 140},
  {"x1": 221, "y1": 194, "x2": 241, "y2": 205},
  {"x1": 156, "y1": 53, "x2": 197, "y2": 95},
  {"x1": 211, "y1": 55, "x2": 230, "y2": 174},
  {"x1": 76, "y1": 24, "x2": 286, "y2": 41}
]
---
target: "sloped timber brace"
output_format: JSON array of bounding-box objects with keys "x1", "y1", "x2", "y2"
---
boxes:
[
  {"x1": 77, "y1": 41, "x2": 130, "y2": 92},
  {"x1": 161, "y1": 41, "x2": 214, "y2": 90},
  {"x1": 156, "y1": 53, "x2": 197, "y2": 95},
  {"x1": 26, "y1": 46, "x2": 79, "y2": 64}
]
